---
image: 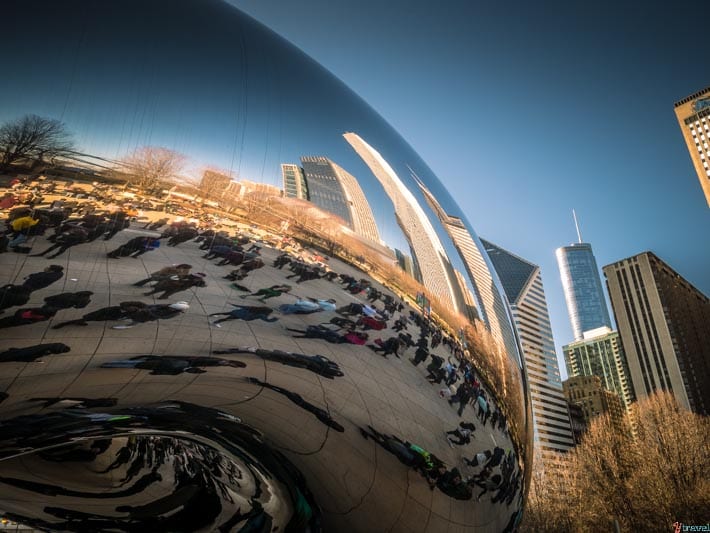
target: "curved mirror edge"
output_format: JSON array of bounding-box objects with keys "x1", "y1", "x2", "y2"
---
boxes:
[{"x1": 0, "y1": 0, "x2": 532, "y2": 530}]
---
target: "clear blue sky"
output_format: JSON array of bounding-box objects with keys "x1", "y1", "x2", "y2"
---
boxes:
[{"x1": 234, "y1": 0, "x2": 710, "y2": 378}]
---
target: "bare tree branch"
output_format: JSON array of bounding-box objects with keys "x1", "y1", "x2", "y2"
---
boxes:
[
  {"x1": 521, "y1": 391, "x2": 710, "y2": 532},
  {"x1": 0, "y1": 114, "x2": 74, "y2": 169},
  {"x1": 122, "y1": 146, "x2": 187, "y2": 192}
]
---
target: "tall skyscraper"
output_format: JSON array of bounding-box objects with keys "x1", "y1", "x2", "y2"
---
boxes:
[
  {"x1": 603, "y1": 252, "x2": 710, "y2": 415},
  {"x1": 294, "y1": 156, "x2": 381, "y2": 243},
  {"x1": 329, "y1": 160, "x2": 382, "y2": 244},
  {"x1": 556, "y1": 219, "x2": 612, "y2": 340},
  {"x1": 281, "y1": 163, "x2": 308, "y2": 200},
  {"x1": 563, "y1": 326, "x2": 634, "y2": 411},
  {"x1": 483, "y1": 239, "x2": 575, "y2": 462},
  {"x1": 673, "y1": 87, "x2": 710, "y2": 206},
  {"x1": 301, "y1": 156, "x2": 354, "y2": 225},
  {"x1": 344, "y1": 132, "x2": 464, "y2": 314},
  {"x1": 412, "y1": 176, "x2": 517, "y2": 359}
]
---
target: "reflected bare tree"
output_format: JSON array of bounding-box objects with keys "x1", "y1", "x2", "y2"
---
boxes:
[
  {"x1": 198, "y1": 168, "x2": 232, "y2": 203},
  {"x1": 0, "y1": 114, "x2": 74, "y2": 171},
  {"x1": 122, "y1": 146, "x2": 186, "y2": 193}
]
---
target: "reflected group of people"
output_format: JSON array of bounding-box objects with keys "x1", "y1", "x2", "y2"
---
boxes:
[{"x1": 0, "y1": 175, "x2": 525, "y2": 529}]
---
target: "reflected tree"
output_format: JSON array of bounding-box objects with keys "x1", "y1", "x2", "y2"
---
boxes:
[
  {"x1": 198, "y1": 168, "x2": 233, "y2": 203},
  {"x1": 122, "y1": 146, "x2": 186, "y2": 193},
  {"x1": 0, "y1": 114, "x2": 74, "y2": 171}
]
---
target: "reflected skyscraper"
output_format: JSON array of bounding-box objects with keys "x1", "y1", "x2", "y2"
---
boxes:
[
  {"x1": 556, "y1": 224, "x2": 612, "y2": 341},
  {"x1": 301, "y1": 157, "x2": 353, "y2": 225},
  {"x1": 344, "y1": 132, "x2": 463, "y2": 314},
  {"x1": 395, "y1": 248, "x2": 418, "y2": 279},
  {"x1": 281, "y1": 163, "x2": 308, "y2": 200},
  {"x1": 483, "y1": 240, "x2": 575, "y2": 465},
  {"x1": 412, "y1": 175, "x2": 516, "y2": 357},
  {"x1": 297, "y1": 156, "x2": 381, "y2": 243}
]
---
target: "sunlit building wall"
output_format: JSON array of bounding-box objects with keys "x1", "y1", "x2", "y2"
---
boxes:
[
  {"x1": 673, "y1": 87, "x2": 710, "y2": 206},
  {"x1": 563, "y1": 375, "x2": 626, "y2": 427},
  {"x1": 412, "y1": 176, "x2": 516, "y2": 358},
  {"x1": 344, "y1": 132, "x2": 462, "y2": 314},
  {"x1": 563, "y1": 326, "x2": 634, "y2": 411},
  {"x1": 482, "y1": 240, "x2": 575, "y2": 462},
  {"x1": 603, "y1": 252, "x2": 710, "y2": 415}
]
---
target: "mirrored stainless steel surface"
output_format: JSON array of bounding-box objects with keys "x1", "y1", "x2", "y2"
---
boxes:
[{"x1": 0, "y1": 1, "x2": 532, "y2": 531}]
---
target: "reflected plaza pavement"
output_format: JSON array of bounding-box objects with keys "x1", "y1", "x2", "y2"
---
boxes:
[
  {"x1": 0, "y1": 1, "x2": 530, "y2": 530},
  {"x1": 0, "y1": 209, "x2": 522, "y2": 531}
]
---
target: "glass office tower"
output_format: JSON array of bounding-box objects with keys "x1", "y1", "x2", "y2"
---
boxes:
[
  {"x1": 563, "y1": 326, "x2": 634, "y2": 411},
  {"x1": 556, "y1": 242, "x2": 612, "y2": 341}
]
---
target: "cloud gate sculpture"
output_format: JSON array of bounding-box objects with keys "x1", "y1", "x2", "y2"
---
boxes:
[{"x1": 0, "y1": 1, "x2": 531, "y2": 531}]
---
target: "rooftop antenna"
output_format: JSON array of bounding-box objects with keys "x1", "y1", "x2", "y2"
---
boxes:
[{"x1": 572, "y1": 209, "x2": 583, "y2": 243}]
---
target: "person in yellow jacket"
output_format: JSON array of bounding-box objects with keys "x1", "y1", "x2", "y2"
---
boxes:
[{"x1": 8, "y1": 213, "x2": 39, "y2": 248}]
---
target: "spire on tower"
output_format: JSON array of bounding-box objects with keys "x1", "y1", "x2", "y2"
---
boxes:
[{"x1": 572, "y1": 209, "x2": 583, "y2": 244}]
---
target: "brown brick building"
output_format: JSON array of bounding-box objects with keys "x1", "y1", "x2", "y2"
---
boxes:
[{"x1": 603, "y1": 252, "x2": 709, "y2": 415}]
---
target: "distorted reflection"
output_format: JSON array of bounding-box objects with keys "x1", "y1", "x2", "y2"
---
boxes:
[
  {"x1": 1, "y1": 0, "x2": 530, "y2": 530},
  {"x1": 100, "y1": 355, "x2": 247, "y2": 375},
  {"x1": 0, "y1": 403, "x2": 320, "y2": 531}
]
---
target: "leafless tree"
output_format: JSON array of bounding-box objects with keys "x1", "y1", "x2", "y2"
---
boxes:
[
  {"x1": 199, "y1": 168, "x2": 233, "y2": 201},
  {"x1": 520, "y1": 391, "x2": 710, "y2": 532},
  {"x1": 122, "y1": 146, "x2": 186, "y2": 192},
  {"x1": 0, "y1": 114, "x2": 74, "y2": 170}
]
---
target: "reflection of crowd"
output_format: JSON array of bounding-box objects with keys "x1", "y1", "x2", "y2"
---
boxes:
[{"x1": 0, "y1": 176, "x2": 524, "y2": 520}]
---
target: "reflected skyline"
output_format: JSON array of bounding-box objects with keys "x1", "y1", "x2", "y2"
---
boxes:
[
  {"x1": 1, "y1": 1, "x2": 531, "y2": 530},
  {"x1": 415, "y1": 176, "x2": 519, "y2": 364},
  {"x1": 344, "y1": 132, "x2": 466, "y2": 315}
]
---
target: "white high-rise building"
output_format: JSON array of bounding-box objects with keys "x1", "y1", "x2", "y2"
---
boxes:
[
  {"x1": 482, "y1": 239, "x2": 575, "y2": 464},
  {"x1": 344, "y1": 132, "x2": 463, "y2": 314},
  {"x1": 413, "y1": 176, "x2": 517, "y2": 360}
]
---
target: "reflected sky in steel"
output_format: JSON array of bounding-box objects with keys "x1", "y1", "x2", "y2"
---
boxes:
[{"x1": 0, "y1": 1, "x2": 532, "y2": 530}]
